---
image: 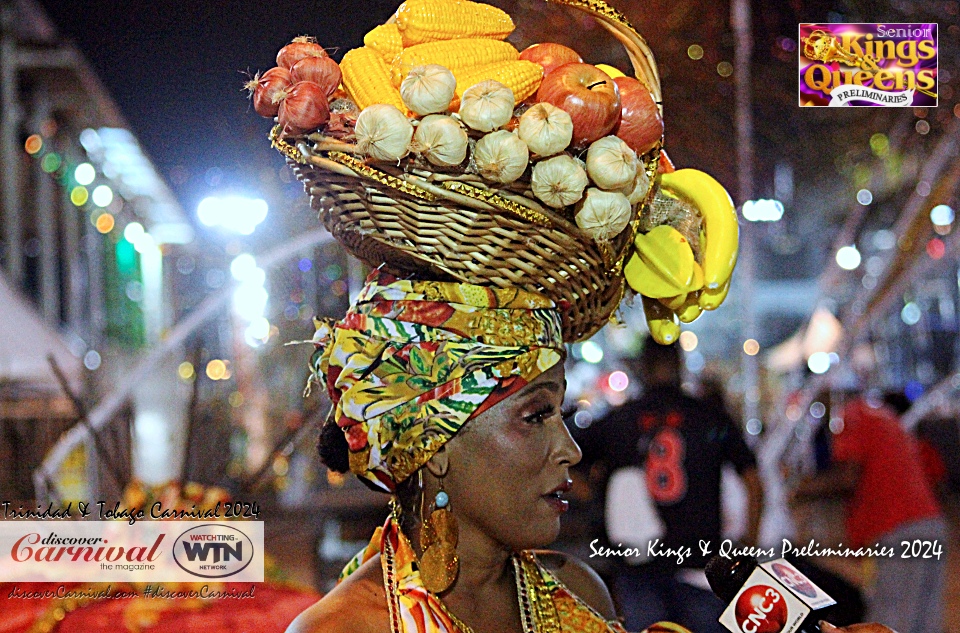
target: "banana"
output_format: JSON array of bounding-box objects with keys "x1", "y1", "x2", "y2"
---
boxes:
[
  {"x1": 698, "y1": 278, "x2": 731, "y2": 310},
  {"x1": 659, "y1": 169, "x2": 738, "y2": 290},
  {"x1": 642, "y1": 295, "x2": 680, "y2": 345},
  {"x1": 625, "y1": 225, "x2": 696, "y2": 298},
  {"x1": 659, "y1": 293, "x2": 688, "y2": 311},
  {"x1": 596, "y1": 63, "x2": 626, "y2": 79},
  {"x1": 676, "y1": 292, "x2": 703, "y2": 323}
]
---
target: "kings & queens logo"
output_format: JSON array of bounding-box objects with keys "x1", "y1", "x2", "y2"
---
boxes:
[{"x1": 799, "y1": 23, "x2": 937, "y2": 106}]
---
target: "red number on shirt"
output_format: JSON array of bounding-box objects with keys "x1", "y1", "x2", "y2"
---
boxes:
[{"x1": 645, "y1": 427, "x2": 687, "y2": 504}]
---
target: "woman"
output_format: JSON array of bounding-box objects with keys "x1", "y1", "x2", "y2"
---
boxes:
[{"x1": 285, "y1": 272, "x2": 897, "y2": 633}]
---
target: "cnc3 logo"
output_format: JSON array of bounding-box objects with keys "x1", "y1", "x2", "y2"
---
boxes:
[
  {"x1": 735, "y1": 585, "x2": 788, "y2": 633},
  {"x1": 173, "y1": 524, "x2": 254, "y2": 579}
]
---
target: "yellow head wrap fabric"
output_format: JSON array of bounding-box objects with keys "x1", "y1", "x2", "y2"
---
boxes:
[{"x1": 309, "y1": 271, "x2": 564, "y2": 492}]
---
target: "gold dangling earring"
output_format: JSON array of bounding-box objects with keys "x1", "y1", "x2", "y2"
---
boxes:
[{"x1": 419, "y1": 475, "x2": 459, "y2": 593}]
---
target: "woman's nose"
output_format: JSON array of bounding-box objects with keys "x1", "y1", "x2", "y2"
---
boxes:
[{"x1": 553, "y1": 418, "x2": 583, "y2": 467}]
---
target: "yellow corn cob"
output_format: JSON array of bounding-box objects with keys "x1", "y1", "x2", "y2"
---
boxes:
[
  {"x1": 341, "y1": 47, "x2": 406, "y2": 112},
  {"x1": 391, "y1": 38, "x2": 518, "y2": 86},
  {"x1": 396, "y1": 0, "x2": 515, "y2": 46},
  {"x1": 455, "y1": 60, "x2": 544, "y2": 104},
  {"x1": 363, "y1": 24, "x2": 403, "y2": 63}
]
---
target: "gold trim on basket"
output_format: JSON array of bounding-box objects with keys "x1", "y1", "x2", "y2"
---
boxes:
[
  {"x1": 327, "y1": 152, "x2": 440, "y2": 203},
  {"x1": 270, "y1": 125, "x2": 306, "y2": 164},
  {"x1": 545, "y1": 0, "x2": 631, "y2": 28},
  {"x1": 442, "y1": 181, "x2": 553, "y2": 227}
]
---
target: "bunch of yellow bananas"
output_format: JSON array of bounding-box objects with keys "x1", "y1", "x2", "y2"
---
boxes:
[{"x1": 623, "y1": 168, "x2": 738, "y2": 344}]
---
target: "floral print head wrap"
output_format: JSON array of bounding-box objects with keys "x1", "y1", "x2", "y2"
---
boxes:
[{"x1": 309, "y1": 271, "x2": 565, "y2": 492}]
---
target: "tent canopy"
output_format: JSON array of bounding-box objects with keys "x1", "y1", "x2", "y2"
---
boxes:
[
  {"x1": 766, "y1": 307, "x2": 844, "y2": 373},
  {"x1": 0, "y1": 272, "x2": 82, "y2": 395}
]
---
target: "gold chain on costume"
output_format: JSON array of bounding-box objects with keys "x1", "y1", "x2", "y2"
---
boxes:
[
  {"x1": 415, "y1": 554, "x2": 549, "y2": 633},
  {"x1": 382, "y1": 522, "x2": 553, "y2": 633}
]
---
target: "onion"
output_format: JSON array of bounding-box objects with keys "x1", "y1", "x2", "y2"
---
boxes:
[
  {"x1": 291, "y1": 56, "x2": 342, "y2": 97},
  {"x1": 248, "y1": 67, "x2": 292, "y2": 118},
  {"x1": 277, "y1": 36, "x2": 327, "y2": 70},
  {"x1": 278, "y1": 81, "x2": 330, "y2": 136}
]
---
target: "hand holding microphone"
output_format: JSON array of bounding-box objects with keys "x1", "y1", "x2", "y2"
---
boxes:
[{"x1": 704, "y1": 555, "x2": 895, "y2": 633}]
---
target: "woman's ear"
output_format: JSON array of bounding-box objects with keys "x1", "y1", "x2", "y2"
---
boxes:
[{"x1": 425, "y1": 446, "x2": 449, "y2": 478}]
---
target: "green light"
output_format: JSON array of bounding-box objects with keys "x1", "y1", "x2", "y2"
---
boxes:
[
  {"x1": 870, "y1": 133, "x2": 889, "y2": 157},
  {"x1": 41, "y1": 153, "x2": 61, "y2": 173}
]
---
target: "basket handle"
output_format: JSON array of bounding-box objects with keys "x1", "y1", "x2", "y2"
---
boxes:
[{"x1": 544, "y1": 0, "x2": 662, "y2": 108}]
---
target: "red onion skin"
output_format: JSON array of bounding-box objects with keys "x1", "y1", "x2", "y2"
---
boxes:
[
  {"x1": 252, "y1": 67, "x2": 292, "y2": 118},
  {"x1": 278, "y1": 81, "x2": 330, "y2": 136},
  {"x1": 291, "y1": 56, "x2": 342, "y2": 97},
  {"x1": 277, "y1": 41, "x2": 327, "y2": 70}
]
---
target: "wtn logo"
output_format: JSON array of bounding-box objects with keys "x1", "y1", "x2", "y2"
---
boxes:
[
  {"x1": 180, "y1": 540, "x2": 243, "y2": 563},
  {"x1": 173, "y1": 524, "x2": 254, "y2": 579}
]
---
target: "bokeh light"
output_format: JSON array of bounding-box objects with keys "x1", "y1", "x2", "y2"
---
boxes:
[
  {"x1": 178, "y1": 362, "x2": 195, "y2": 381},
  {"x1": 74, "y1": 163, "x2": 96, "y2": 186},
  {"x1": 927, "y1": 238, "x2": 945, "y2": 260},
  {"x1": 807, "y1": 351, "x2": 830, "y2": 374},
  {"x1": 743, "y1": 339, "x2": 760, "y2": 356},
  {"x1": 205, "y1": 359, "x2": 227, "y2": 380},
  {"x1": 94, "y1": 213, "x2": 115, "y2": 234},
  {"x1": 836, "y1": 245, "x2": 861, "y2": 270},
  {"x1": 92, "y1": 184, "x2": 113, "y2": 207},
  {"x1": 930, "y1": 204, "x2": 954, "y2": 225},
  {"x1": 70, "y1": 186, "x2": 89, "y2": 206},
  {"x1": 901, "y1": 302, "x2": 921, "y2": 325},
  {"x1": 608, "y1": 371, "x2": 629, "y2": 392},
  {"x1": 687, "y1": 44, "x2": 704, "y2": 60},
  {"x1": 581, "y1": 341, "x2": 604, "y2": 364},
  {"x1": 24, "y1": 134, "x2": 42, "y2": 155},
  {"x1": 679, "y1": 330, "x2": 698, "y2": 352}
]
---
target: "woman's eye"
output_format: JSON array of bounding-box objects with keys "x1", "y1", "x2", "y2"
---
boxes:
[{"x1": 525, "y1": 407, "x2": 557, "y2": 425}]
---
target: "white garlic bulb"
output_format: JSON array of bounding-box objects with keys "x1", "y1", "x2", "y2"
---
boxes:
[
  {"x1": 531, "y1": 154, "x2": 588, "y2": 208},
  {"x1": 473, "y1": 130, "x2": 529, "y2": 184},
  {"x1": 355, "y1": 104, "x2": 414, "y2": 162},
  {"x1": 459, "y1": 80, "x2": 515, "y2": 132},
  {"x1": 412, "y1": 114, "x2": 469, "y2": 167},
  {"x1": 585, "y1": 136, "x2": 639, "y2": 191},
  {"x1": 401, "y1": 64, "x2": 457, "y2": 116},
  {"x1": 576, "y1": 188, "x2": 632, "y2": 241},
  {"x1": 622, "y1": 167, "x2": 651, "y2": 205},
  {"x1": 518, "y1": 103, "x2": 573, "y2": 157}
]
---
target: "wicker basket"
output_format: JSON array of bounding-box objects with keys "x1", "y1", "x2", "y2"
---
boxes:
[{"x1": 276, "y1": 0, "x2": 662, "y2": 342}]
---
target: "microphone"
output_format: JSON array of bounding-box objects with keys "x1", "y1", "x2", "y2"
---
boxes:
[{"x1": 705, "y1": 555, "x2": 837, "y2": 633}]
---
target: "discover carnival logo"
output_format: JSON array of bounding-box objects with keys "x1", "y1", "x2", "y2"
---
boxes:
[
  {"x1": 173, "y1": 524, "x2": 255, "y2": 579},
  {"x1": 799, "y1": 23, "x2": 937, "y2": 107},
  {"x1": 0, "y1": 521, "x2": 264, "y2": 583}
]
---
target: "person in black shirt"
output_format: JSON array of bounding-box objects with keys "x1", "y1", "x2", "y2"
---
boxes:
[{"x1": 576, "y1": 336, "x2": 764, "y2": 633}]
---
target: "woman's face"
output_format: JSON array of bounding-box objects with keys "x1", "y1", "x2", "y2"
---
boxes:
[{"x1": 439, "y1": 362, "x2": 581, "y2": 551}]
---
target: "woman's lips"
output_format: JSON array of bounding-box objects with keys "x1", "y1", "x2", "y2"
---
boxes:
[
  {"x1": 542, "y1": 479, "x2": 572, "y2": 513},
  {"x1": 542, "y1": 495, "x2": 569, "y2": 513}
]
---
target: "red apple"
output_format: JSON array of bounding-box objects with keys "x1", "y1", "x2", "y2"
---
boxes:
[
  {"x1": 536, "y1": 63, "x2": 621, "y2": 148},
  {"x1": 519, "y1": 43, "x2": 583, "y2": 77},
  {"x1": 613, "y1": 76, "x2": 663, "y2": 155}
]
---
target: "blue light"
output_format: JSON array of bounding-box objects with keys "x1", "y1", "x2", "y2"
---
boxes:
[
  {"x1": 904, "y1": 381, "x2": 924, "y2": 402},
  {"x1": 298, "y1": 258, "x2": 313, "y2": 272}
]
